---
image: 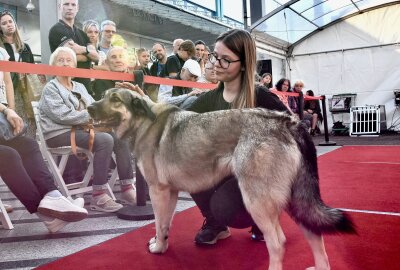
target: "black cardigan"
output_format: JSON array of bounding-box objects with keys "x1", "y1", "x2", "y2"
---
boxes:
[{"x1": 2, "y1": 42, "x2": 34, "y2": 63}]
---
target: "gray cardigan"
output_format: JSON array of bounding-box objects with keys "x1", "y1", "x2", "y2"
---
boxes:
[{"x1": 39, "y1": 78, "x2": 94, "y2": 140}]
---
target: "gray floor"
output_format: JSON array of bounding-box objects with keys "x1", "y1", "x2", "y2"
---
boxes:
[
  {"x1": 0, "y1": 184, "x2": 195, "y2": 270},
  {"x1": 0, "y1": 134, "x2": 397, "y2": 269}
]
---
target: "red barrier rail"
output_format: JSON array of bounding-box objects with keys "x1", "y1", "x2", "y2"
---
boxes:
[
  {"x1": 270, "y1": 89, "x2": 322, "y2": 100},
  {"x1": 0, "y1": 61, "x2": 217, "y2": 89},
  {"x1": 0, "y1": 60, "x2": 335, "y2": 146}
]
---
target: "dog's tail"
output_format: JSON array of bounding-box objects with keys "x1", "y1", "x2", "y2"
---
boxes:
[{"x1": 287, "y1": 123, "x2": 357, "y2": 235}]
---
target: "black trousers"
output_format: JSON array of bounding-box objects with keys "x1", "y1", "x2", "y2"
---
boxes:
[
  {"x1": 0, "y1": 136, "x2": 57, "y2": 213},
  {"x1": 191, "y1": 175, "x2": 254, "y2": 229}
]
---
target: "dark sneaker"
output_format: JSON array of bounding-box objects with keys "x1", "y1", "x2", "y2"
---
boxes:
[
  {"x1": 194, "y1": 218, "x2": 231, "y2": 245},
  {"x1": 250, "y1": 225, "x2": 264, "y2": 241}
]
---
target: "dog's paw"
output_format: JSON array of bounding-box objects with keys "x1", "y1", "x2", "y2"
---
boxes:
[
  {"x1": 148, "y1": 241, "x2": 168, "y2": 254},
  {"x1": 148, "y1": 236, "x2": 156, "y2": 246}
]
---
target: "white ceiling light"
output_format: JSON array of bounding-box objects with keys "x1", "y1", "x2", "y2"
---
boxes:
[{"x1": 26, "y1": 0, "x2": 35, "y2": 12}]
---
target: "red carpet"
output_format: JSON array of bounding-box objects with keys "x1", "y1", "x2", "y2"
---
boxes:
[
  {"x1": 318, "y1": 146, "x2": 400, "y2": 212},
  {"x1": 38, "y1": 146, "x2": 400, "y2": 270}
]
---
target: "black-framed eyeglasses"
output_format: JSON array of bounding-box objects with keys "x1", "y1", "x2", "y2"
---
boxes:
[{"x1": 208, "y1": 52, "x2": 240, "y2": 69}]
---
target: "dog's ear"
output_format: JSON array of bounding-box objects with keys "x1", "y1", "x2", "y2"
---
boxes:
[{"x1": 131, "y1": 97, "x2": 156, "y2": 121}]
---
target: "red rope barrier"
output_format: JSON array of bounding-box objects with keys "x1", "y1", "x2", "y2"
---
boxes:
[
  {"x1": 270, "y1": 89, "x2": 323, "y2": 100},
  {"x1": 0, "y1": 61, "x2": 217, "y2": 89}
]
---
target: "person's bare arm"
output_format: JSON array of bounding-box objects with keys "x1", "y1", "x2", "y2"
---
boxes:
[
  {"x1": 66, "y1": 41, "x2": 99, "y2": 62},
  {"x1": 168, "y1": 72, "x2": 178, "y2": 77},
  {"x1": 115, "y1": 82, "x2": 146, "y2": 97},
  {"x1": 4, "y1": 72, "x2": 15, "y2": 110},
  {"x1": 86, "y1": 44, "x2": 99, "y2": 62},
  {"x1": 0, "y1": 104, "x2": 23, "y2": 135}
]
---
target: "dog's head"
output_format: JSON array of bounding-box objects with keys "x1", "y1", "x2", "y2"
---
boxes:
[{"x1": 88, "y1": 88, "x2": 156, "y2": 139}]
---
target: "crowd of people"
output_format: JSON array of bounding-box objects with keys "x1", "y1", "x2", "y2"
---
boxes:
[{"x1": 1, "y1": 0, "x2": 323, "y2": 252}]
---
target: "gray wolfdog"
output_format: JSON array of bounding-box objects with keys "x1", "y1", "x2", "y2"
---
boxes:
[{"x1": 88, "y1": 88, "x2": 356, "y2": 270}]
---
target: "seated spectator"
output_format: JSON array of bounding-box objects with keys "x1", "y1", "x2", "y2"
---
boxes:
[
  {"x1": 90, "y1": 46, "x2": 130, "y2": 100},
  {"x1": 158, "y1": 59, "x2": 203, "y2": 109},
  {"x1": 39, "y1": 47, "x2": 136, "y2": 213},
  {"x1": 192, "y1": 61, "x2": 218, "y2": 93},
  {"x1": 274, "y1": 78, "x2": 293, "y2": 113},
  {"x1": 304, "y1": 90, "x2": 323, "y2": 135},
  {"x1": 1, "y1": 93, "x2": 88, "y2": 234},
  {"x1": 289, "y1": 80, "x2": 312, "y2": 128},
  {"x1": 259, "y1": 73, "x2": 273, "y2": 89},
  {"x1": 164, "y1": 40, "x2": 196, "y2": 77}
]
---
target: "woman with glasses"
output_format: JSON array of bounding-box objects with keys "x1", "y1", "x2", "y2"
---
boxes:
[{"x1": 187, "y1": 29, "x2": 289, "y2": 245}]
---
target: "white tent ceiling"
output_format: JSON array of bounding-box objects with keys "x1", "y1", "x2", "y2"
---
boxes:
[{"x1": 250, "y1": 0, "x2": 400, "y2": 49}]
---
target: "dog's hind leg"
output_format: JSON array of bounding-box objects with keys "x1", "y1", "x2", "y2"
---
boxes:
[
  {"x1": 148, "y1": 184, "x2": 179, "y2": 254},
  {"x1": 244, "y1": 198, "x2": 286, "y2": 270},
  {"x1": 301, "y1": 226, "x2": 330, "y2": 270}
]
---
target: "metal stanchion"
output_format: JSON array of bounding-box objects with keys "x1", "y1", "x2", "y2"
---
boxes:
[
  {"x1": 117, "y1": 163, "x2": 154, "y2": 220},
  {"x1": 319, "y1": 95, "x2": 337, "y2": 146}
]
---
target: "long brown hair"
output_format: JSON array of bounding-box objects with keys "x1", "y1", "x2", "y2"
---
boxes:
[
  {"x1": 216, "y1": 29, "x2": 256, "y2": 109},
  {"x1": 0, "y1": 10, "x2": 25, "y2": 52}
]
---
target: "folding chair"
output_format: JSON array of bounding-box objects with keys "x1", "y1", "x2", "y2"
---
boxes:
[
  {"x1": 31, "y1": 102, "x2": 116, "y2": 200},
  {"x1": 0, "y1": 177, "x2": 13, "y2": 230}
]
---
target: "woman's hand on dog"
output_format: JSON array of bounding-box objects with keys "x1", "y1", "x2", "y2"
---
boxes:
[{"x1": 115, "y1": 82, "x2": 146, "y2": 97}]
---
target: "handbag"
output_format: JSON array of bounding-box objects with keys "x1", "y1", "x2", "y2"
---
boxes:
[
  {"x1": 0, "y1": 112, "x2": 27, "y2": 141},
  {"x1": 17, "y1": 73, "x2": 45, "y2": 119}
]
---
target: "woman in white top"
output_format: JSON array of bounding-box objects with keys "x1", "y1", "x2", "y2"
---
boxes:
[{"x1": 0, "y1": 47, "x2": 14, "y2": 109}]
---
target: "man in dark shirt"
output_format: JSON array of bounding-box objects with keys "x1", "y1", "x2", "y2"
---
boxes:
[
  {"x1": 149, "y1": 43, "x2": 167, "y2": 78},
  {"x1": 48, "y1": 0, "x2": 98, "y2": 90}
]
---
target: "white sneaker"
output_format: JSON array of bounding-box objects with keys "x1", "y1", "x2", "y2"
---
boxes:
[
  {"x1": 90, "y1": 193, "x2": 123, "y2": 213},
  {"x1": 43, "y1": 198, "x2": 85, "y2": 233},
  {"x1": 119, "y1": 187, "x2": 137, "y2": 205},
  {"x1": 38, "y1": 195, "x2": 88, "y2": 222}
]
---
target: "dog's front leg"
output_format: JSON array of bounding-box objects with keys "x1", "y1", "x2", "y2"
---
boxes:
[{"x1": 148, "y1": 184, "x2": 178, "y2": 254}]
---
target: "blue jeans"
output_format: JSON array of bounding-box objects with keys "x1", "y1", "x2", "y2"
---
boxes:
[
  {"x1": 0, "y1": 136, "x2": 57, "y2": 213},
  {"x1": 46, "y1": 130, "x2": 134, "y2": 189}
]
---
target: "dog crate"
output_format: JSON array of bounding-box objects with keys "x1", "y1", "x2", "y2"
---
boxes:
[
  {"x1": 350, "y1": 105, "x2": 383, "y2": 136},
  {"x1": 328, "y1": 94, "x2": 357, "y2": 135}
]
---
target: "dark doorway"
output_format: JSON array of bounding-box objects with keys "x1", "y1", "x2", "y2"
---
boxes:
[{"x1": 257, "y1": 59, "x2": 272, "y2": 76}]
